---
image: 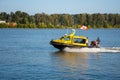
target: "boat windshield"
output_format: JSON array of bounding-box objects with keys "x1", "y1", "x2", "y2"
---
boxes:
[{"x1": 64, "y1": 36, "x2": 70, "y2": 41}]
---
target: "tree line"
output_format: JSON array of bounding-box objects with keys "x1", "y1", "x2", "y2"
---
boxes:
[{"x1": 0, "y1": 11, "x2": 120, "y2": 28}]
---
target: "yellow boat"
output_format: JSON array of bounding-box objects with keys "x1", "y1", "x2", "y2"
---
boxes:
[{"x1": 50, "y1": 29, "x2": 100, "y2": 50}]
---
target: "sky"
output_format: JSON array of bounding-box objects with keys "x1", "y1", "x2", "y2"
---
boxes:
[{"x1": 0, "y1": 0, "x2": 120, "y2": 15}]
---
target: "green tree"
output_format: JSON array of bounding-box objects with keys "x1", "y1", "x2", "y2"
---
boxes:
[
  {"x1": 0, "y1": 12, "x2": 7, "y2": 20},
  {"x1": 0, "y1": 11, "x2": 120, "y2": 28}
]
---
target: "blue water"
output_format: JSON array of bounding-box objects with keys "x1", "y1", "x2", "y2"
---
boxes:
[{"x1": 0, "y1": 29, "x2": 120, "y2": 80}]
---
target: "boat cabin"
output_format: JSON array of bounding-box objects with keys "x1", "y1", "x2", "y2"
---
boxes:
[{"x1": 58, "y1": 34, "x2": 88, "y2": 47}]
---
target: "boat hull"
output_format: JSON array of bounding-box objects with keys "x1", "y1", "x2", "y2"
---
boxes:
[{"x1": 50, "y1": 40, "x2": 85, "y2": 50}]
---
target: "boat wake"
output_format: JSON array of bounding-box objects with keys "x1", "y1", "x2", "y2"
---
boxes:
[{"x1": 63, "y1": 47, "x2": 120, "y2": 53}]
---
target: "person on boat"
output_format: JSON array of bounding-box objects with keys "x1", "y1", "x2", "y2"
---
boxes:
[
  {"x1": 60, "y1": 34, "x2": 68, "y2": 39},
  {"x1": 90, "y1": 41, "x2": 96, "y2": 47},
  {"x1": 96, "y1": 37, "x2": 100, "y2": 47},
  {"x1": 96, "y1": 37, "x2": 100, "y2": 44}
]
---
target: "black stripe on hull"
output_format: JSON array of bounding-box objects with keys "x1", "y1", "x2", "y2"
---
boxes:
[{"x1": 50, "y1": 40, "x2": 84, "y2": 50}]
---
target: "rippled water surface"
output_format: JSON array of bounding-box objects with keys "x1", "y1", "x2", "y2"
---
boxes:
[{"x1": 0, "y1": 29, "x2": 120, "y2": 80}]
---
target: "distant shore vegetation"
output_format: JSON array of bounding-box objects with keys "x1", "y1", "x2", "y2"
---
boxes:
[{"x1": 0, "y1": 11, "x2": 120, "y2": 28}]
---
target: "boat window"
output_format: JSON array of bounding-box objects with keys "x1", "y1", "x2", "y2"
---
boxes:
[
  {"x1": 64, "y1": 36, "x2": 70, "y2": 41},
  {"x1": 74, "y1": 38, "x2": 86, "y2": 44},
  {"x1": 80, "y1": 39, "x2": 86, "y2": 44}
]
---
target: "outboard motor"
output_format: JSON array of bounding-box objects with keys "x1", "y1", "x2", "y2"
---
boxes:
[{"x1": 90, "y1": 37, "x2": 100, "y2": 48}]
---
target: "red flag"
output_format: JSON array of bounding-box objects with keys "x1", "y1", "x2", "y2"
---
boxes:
[{"x1": 80, "y1": 25, "x2": 88, "y2": 30}]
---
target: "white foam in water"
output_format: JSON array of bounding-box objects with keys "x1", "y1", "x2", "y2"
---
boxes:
[
  {"x1": 101, "y1": 47, "x2": 120, "y2": 53},
  {"x1": 63, "y1": 47, "x2": 120, "y2": 53},
  {"x1": 63, "y1": 47, "x2": 101, "y2": 52}
]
